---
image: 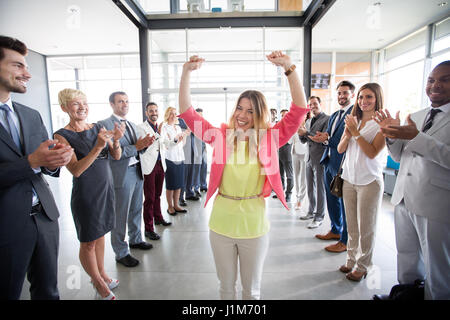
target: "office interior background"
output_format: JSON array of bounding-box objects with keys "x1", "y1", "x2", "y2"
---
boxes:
[{"x1": 1, "y1": 0, "x2": 449, "y2": 300}]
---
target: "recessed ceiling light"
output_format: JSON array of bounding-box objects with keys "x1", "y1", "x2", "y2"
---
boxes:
[{"x1": 438, "y1": 2, "x2": 447, "y2": 6}]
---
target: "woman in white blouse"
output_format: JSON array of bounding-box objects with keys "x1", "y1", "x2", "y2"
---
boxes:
[
  {"x1": 160, "y1": 107, "x2": 189, "y2": 215},
  {"x1": 337, "y1": 83, "x2": 387, "y2": 282}
]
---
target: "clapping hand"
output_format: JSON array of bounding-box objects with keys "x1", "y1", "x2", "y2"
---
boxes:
[
  {"x1": 97, "y1": 127, "x2": 112, "y2": 148},
  {"x1": 344, "y1": 115, "x2": 359, "y2": 136},
  {"x1": 380, "y1": 114, "x2": 419, "y2": 140},
  {"x1": 373, "y1": 109, "x2": 400, "y2": 130},
  {"x1": 112, "y1": 121, "x2": 126, "y2": 141},
  {"x1": 135, "y1": 134, "x2": 154, "y2": 151},
  {"x1": 298, "y1": 125, "x2": 307, "y2": 136},
  {"x1": 309, "y1": 131, "x2": 329, "y2": 143},
  {"x1": 28, "y1": 139, "x2": 74, "y2": 170}
]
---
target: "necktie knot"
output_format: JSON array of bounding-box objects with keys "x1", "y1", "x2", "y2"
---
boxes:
[
  {"x1": 422, "y1": 108, "x2": 442, "y2": 133},
  {"x1": 429, "y1": 108, "x2": 441, "y2": 118},
  {"x1": 0, "y1": 104, "x2": 10, "y2": 112}
]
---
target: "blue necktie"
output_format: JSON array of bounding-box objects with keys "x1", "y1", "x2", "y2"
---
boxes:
[
  {"x1": 1, "y1": 104, "x2": 40, "y2": 206},
  {"x1": 0, "y1": 104, "x2": 22, "y2": 151}
]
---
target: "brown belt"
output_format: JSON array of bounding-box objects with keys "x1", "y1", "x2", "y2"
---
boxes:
[{"x1": 218, "y1": 192, "x2": 262, "y2": 200}]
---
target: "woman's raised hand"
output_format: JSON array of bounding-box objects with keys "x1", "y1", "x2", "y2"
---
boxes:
[
  {"x1": 266, "y1": 51, "x2": 292, "y2": 70},
  {"x1": 183, "y1": 55, "x2": 205, "y2": 72}
]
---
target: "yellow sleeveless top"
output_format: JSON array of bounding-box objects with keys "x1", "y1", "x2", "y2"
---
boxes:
[{"x1": 209, "y1": 141, "x2": 268, "y2": 239}]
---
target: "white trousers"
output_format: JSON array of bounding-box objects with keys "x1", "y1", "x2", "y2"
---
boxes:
[
  {"x1": 394, "y1": 201, "x2": 450, "y2": 300},
  {"x1": 292, "y1": 153, "x2": 307, "y2": 203},
  {"x1": 209, "y1": 230, "x2": 269, "y2": 300}
]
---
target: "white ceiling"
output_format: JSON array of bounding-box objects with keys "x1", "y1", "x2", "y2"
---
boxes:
[
  {"x1": 0, "y1": 0, "x2": 448, "y2": 56},
  {"x1": 313, "y1": 0, "x2": 450, "y2": 51}
]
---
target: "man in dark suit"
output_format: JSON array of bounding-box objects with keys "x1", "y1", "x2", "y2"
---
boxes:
[
  {"x1": 310, "y1": 80, "x2": 355, "y2": 253},
  {"x1": 299, "y1": 96, "x2": 329, "y2": 228},
  {"x1": 0, "y1": 36, "x2": 73, "y2": 299}
]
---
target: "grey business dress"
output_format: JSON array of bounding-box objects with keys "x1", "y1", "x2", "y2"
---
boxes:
[{"x1": 54, "y1": 124, "x2": 115, "y2": 242}]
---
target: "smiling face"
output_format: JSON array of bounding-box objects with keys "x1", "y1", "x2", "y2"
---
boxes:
[
  {"x1": 62, "y1": 96, "x2": 88, "y2": 121},
  {"x1": 357, "y1": 88, "x2": 377, "y2": 113},
  {"x1": 233, "y1": 97, "x2": 255, "y2": 132},
  {"x1": 110, "y1": 93, "x2": 129, "y2": 118},
  {"x1": 337, "y1": 85, "x2": 354, "y2": 108},
  {"x1": 0, "y1": 48, "x2": 31, "y2": 97},
  {"x1": 309, "y1": 97, "x2": 321, "y2": 116},
  {"x1": 168, "y1": 108, "x2": 177, "y2": 124},
  {"x1": 426, "y1": 64, "x2": 450, "y2": 108},
  {"x1": 146, "y1": 103, "x2": 159, "y2": 124}
]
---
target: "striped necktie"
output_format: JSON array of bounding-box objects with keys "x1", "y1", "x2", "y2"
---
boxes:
[
  {"x1": 422, "y1": 108, "x2": 442, "y2": 133},
  {"x1": 0, "y1": 104, "x2": 22, "y2": 152}
]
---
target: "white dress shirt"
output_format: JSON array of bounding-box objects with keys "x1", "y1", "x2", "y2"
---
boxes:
[
  {"x1": 292, "y1": 133, "x2": 307, "y2": 155},
  {"x1": 160, "y1": 122, "x2": 185, "y2": 162},
  {"x1": 342, "y1": 119, "x2": 387, "y2": 185}
]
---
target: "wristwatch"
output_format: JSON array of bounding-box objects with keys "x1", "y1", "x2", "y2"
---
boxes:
[{"x1": 284, "y1": 64, "x2": 296, "y2": 76}]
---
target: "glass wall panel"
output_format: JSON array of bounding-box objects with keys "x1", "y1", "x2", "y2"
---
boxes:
[
  {"x1": 188, "y1": 28, "x2": 263, "y2": 56},
  {"x1": 47, "y1": 54, "x2": 142, "y2": 131},
  {"x1": 383, "y1": 61, "x2": 424, "y2": 119},
  {"x1": 434, "y1": 17, "x2": 450, "y2": 53},
  {"x1": 135, "y1": 0, "x2": 171, "y2": 14},
  {"x1": 151, "y1": 30, "x2": 186, "y2": 63},
  {"x1": 431, "y1": 51, "x2": 450, "y2": 69},
  {"x1": 149, "y1": 27, "x2": 302, "y2": 124},
  {"x1": 336, "y1": 52, "x2": 371, "y2": 76}
]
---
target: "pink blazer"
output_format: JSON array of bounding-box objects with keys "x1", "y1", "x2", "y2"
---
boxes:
[{"x1": 179, "y1": 103, "x2": 309, "y2": 210}]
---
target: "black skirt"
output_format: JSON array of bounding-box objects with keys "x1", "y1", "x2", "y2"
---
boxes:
[{"x1": 165, "y1": 159, "x2": 185, "y2": 190}]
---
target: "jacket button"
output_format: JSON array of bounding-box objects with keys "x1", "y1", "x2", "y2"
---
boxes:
[{"x1": 407, "y1": 173, "x2": 412, "y2": 176}]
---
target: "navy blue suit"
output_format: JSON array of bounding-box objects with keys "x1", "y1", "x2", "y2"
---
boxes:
[
  {"x1": 320, "y1": 105, "x2": 353, "y2": 244},
  {"x1": 0, "y1": 102, "x2": 61, "y2": 299}
]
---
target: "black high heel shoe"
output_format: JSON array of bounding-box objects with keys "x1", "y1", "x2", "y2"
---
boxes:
[{"x1": 167, "y1": 209, "x2": 177, "y2": 216}]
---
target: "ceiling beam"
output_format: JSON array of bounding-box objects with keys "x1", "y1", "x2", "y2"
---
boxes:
[
  {"x1": 303, "y1": 0, "x2": 336, "y2": 27},
  {"x1": 147, "y1": 15, "x2": 305, "y2": 29},
  {"x1": 112, "y1": 0, "x2": 148, "y2": 29}
]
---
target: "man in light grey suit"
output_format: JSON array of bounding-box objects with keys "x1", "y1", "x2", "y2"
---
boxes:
[
  {"x1": 299, "y1": 96, "x2": 329, "y2": 228},
  {"x1": 98, "y1": 92, "x2": 153, "y2": 268},
  {"x1": 0, "y1": 36, "x2": 73, "y2": 299},
  {"x1": 375, "y1": 61, "x2": 450, "y2": 300}
]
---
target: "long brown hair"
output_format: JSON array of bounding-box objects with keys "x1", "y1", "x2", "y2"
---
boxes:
[
  {"x1": 351, "y1": 83, "x2": 384, "y2": 120},
  {"x1": 226, "y1": 90, "x2": 270, "y2": 154}
]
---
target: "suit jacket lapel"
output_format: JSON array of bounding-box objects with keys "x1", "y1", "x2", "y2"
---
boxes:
[
  {"x1": 1, "y1": 102, "x2": 24, "y2": 155},
  {"x1": 0, "y1": 123, "x2": 22, "y2": 155},
  {"x1": 14, "y1": 102, "x2": 28, "y2": 155},
  {"x1": 426, "y1": 112, "x2": 450, "y2": 136}
]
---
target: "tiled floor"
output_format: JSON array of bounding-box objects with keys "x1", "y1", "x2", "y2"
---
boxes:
[{"x1": 20, "y1": 168, "x2": 398, "y2": 300}]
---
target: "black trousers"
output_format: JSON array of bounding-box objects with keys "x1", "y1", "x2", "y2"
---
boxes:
[{"x1": 0, "y1": 208, "x2": 59, "y2": 300}]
